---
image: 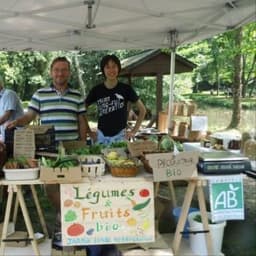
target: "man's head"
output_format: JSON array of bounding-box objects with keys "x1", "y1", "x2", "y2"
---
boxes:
[
  {"x1": 50, "y1": 57, "x2": 71, "y2": 88},
  {"x1": 100, "y1": 54, "x2": 121, "y2": 79}
]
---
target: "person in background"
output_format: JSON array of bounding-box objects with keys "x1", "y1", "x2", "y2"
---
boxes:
[
  {"x1": 7, "y1": 56, "x2": 87, "y2": 242},
  {"x1": 84, "y1": 55, "x2": 146, "y2": 256},
  {"x1": 86, "y1": 54, "x2": 146, "y2": 145},
  {"x1": 0, "y1": 75, "x2": 24, "y2": 143}
]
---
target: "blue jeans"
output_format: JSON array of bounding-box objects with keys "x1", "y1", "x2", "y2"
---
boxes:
[
  {"x1": 86, "y1": 244, "x2": 121, "y2": 256},
  {"x1": 97, "y1": 129, "x2": 125, "y2": 145}
]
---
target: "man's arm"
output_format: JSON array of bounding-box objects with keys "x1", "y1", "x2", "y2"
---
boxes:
[
  {"x1": 126, "y1": 99, "x2": 146, "y2": 139},
  {"x1": 78, "y1": 114, "x2": 87, "y2": 141},
  {"x1": 6, "y1": 109, "x2": 37, "y2": 128},
  {"x1": 0, "y1": 110, "x2": 12, "y2": 125}
]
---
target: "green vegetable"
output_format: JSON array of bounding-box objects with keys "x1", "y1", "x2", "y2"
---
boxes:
[
  {"x1": 147, "y1": 135, "x2": 158, "y2": 144},
  {"x1": 68, "y1": 144, "x2": 105, "y2": 155},
  {"x1": 193, "y1": 214, "x2": 215, "y2": 224},
  {"x1": 132, "y1": 198, "x2": 151, "y2": 211},
  {"x1": 108, "y1": 141, "x2": 127, "y2": 148},
  {"x1": 159, "y1": 135, "x2": 175, "y2": 152},
  {"x1": 40, "y1": 156, "x2": 79, "y2": 168}
]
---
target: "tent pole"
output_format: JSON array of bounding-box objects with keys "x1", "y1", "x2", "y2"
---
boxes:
[{"x1": 167, "y1": 30, "x2": 178, "y2": 134}]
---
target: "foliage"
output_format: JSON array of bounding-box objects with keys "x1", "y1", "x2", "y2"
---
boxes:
[{"x1": 188, "y1": 93, "x2": 256, "y2": 110}]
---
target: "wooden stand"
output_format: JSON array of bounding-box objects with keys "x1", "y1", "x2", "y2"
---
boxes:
[
  {"x1": 172, "y1": 178, "x2": 213, "y2": 255},
  {"x1": 0, "y1": 181, "x2": 49, "y2": 256}
]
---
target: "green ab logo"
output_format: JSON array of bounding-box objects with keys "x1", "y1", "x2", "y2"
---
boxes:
[{"x1": 213, "y1": 182, "x2": 243, "y2": 210}]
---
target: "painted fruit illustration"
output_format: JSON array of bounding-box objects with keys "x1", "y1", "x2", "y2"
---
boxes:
[
  {"x1": 67, "y1": 223, "x2": 85, "y2": 236},
  {"x1": 64, "y1": 199, "x2": 73, "y2": 207},
  {"x1": 139, "y1": 189, "x2": 150, "y2": 197}
]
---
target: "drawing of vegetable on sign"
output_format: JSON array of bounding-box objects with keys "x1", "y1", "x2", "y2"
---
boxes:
[
  {"x1": 128, "y1": 188, "x2": 151, "y2": 211},
  {"x1": 67, "y1": 223, "x2": 85, "y2": 236}
]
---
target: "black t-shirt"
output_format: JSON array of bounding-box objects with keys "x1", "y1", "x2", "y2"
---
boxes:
[{"x1": 86, "y1": 82, "x2": 139, "y2": 136}]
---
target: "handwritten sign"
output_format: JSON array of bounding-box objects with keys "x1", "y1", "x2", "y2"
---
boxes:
[
  {"x1": 145, "y1": 151, "x2": 199, "y2": 182},
  {"x1": 60, "y1": 180, "x2": 155, "y2": 246},
  {"x1": 127, "y1": 141, "x2": 158, "y2": 157},
  {"x1": 209, "y1": 175, "x2": 244, "y2": 222}
]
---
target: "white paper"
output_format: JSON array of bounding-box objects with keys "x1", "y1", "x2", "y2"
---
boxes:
[{"x1": 191, "y1": 116, "x2": 208, "y2": 131}]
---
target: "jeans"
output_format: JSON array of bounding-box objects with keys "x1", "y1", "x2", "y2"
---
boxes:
[
  {"x1": 86, "y1": 244, "x2": 121, "y2": 256},
  {"x1": 97, "y1": 129, "x2": 125, "y2": 145}
]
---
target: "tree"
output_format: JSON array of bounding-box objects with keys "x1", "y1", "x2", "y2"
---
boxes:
[{"x1": 228, "y1": 27, "x2": 243, "y2": 129}]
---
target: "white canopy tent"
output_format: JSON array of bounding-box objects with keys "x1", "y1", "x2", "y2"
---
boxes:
[
  {"x1": 0, "y1": 0, "x2": 255, "y2": 129},
  {"x1": 0, "y1": 0, "x2": 254, "y2": 51}
]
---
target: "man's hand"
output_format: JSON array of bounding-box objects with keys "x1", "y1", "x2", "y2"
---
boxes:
[
  {"x1": 6, "y1": 120, "x2": 17, "y2": 129},
  {"x1": 88, "y1": 131, "x2": 97, "y2": 143},
  {"x1": 0, "y1": 141, "x2": 5, "y2": 152},
  {"x1": 126, "y1": 129, "x2": 136, "y2": 141}
]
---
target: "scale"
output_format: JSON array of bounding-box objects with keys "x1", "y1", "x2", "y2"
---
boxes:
[{"x1": 197, "y1": 151, "x2": 251, "y2": 174}]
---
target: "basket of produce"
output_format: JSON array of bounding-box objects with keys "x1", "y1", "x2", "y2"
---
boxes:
[
  {"x1": 80, "y1": 155, "x2": 105, "y2": 177},
  {"x1": 3, "y1": 156, "x2": 39, "y2": 180},
  {"x1": 101, "y1": 141, "x2": 128, "y2": 158},
  {"x1": 105, "y1": 151, "x2": 138, "y2": 177}
]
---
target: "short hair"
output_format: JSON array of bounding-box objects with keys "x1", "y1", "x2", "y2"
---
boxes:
[
  {"x1": 100, "y1": 54, "x2": 121, "y2": 77},
  {"x1": 50, "y1": 56, "x2": 71, "y2": 70}
]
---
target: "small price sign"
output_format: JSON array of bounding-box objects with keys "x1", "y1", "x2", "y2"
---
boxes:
[
  {"x1": 145, "y1": 151, "x2": 199, "y2": 181},
  {"x1": 209, "y1": 175, "x2": 244, "y2": 222}
]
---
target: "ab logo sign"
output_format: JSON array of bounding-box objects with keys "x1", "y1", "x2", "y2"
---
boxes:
[{"x1": 209, "y1": 175, "x2": 244, "y2": 222}]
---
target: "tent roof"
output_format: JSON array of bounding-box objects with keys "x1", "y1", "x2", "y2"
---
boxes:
[
  {"x1": 0, "y1": 0, "x2": 255, "y2": 50},
  {"x1": 119, "y1": 49, "x2": 197, "y2": 77}
]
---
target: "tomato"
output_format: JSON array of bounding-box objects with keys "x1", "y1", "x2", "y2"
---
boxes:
[
  {"x1": 139, "y1": 189, "x2": 150, "y2": 197},
  {"x1": 67, "y1": 223, "x2": 85, "y2": 236}
]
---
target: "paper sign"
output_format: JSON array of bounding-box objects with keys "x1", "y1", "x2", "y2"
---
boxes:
[
  {"x1": 60, "y1": 180, "x2": 155, "y2": 246},
  {"x1": 145, "y1": 151, "x2": 199, "y2": 181},
  {"x1": 209, "y1": 175, "x2": 244, "y2": 222},
  {"x1": 191, "y1": 115, "x2": 208, "y2": 131}
]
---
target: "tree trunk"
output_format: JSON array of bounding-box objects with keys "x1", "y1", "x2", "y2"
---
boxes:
[
  {"x1": 73, "y1": 53, "x2": 86, "y2": 96},
  {"x1": 228, "y1": 28, "x2": 243, "y2": 129}
]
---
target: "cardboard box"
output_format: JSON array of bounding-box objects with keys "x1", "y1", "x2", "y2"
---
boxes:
[
  {"x1": 145, "y1": 151, "x2": 199, "y2": 182},
  {"x1": 40, "y1": 166, "x2": 82, "y2": 183},
  {"x1": 127, "y1": 141, "x2": 158, "y2": 157},
  {"x1": 5, "y1": 231, "x2": 28, "y2": 247}
]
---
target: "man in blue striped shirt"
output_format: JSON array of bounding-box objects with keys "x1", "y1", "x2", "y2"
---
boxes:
[{"x1": 8, "y1": 56, "x2": 87, "y2": 142}]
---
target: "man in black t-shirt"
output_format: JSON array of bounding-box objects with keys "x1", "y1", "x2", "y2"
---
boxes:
[{"x1": 85, "y1": 54, "x2": 146, "y2": 145}]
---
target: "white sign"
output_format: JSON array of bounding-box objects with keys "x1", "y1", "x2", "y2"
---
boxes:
[
  {"x1": 60, "y1": 180, "x2": 155, "y2": 246},
  {"x1": 209, "y1": 175, "x2": 244, "y2": 222},
  {"x1": 145, "y1": 151, "x2": 199, "y2": 181},
  {"x1": 191, "y1": 115, "x2": 208, "y2": 131}
]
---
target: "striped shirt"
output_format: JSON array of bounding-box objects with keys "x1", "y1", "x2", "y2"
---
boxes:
[{"x1": 28, "y1": 86, "x2": 86, "y2": 142}]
